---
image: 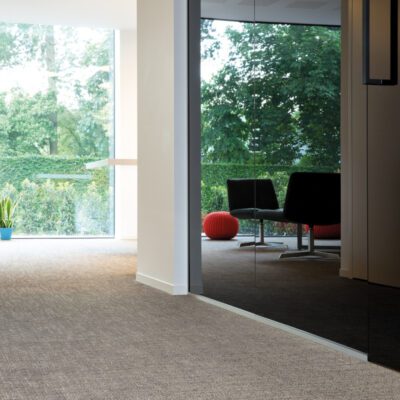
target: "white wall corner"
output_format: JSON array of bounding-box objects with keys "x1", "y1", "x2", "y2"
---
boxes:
[
  {"x1": 172, "y1": 0, "x2": 189, "y2": 295},
  {"x1": 137, "y1": 272, "x2": 188, "y2": 295},
  {"x1": 137, "y1": 0, "x2": 188, "y2": 295}
]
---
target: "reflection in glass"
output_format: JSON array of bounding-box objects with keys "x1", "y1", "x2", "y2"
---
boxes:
[
  {"x1": 201, "y1": 18, "x2": 257, "y2": 300},
  {"x1": 200, "y1": 14, "x2": 368, "y2": 353}
]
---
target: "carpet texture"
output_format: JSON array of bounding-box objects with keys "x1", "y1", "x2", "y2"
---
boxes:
[{"x1": 0, "y1": 239, "x2": 399, "y2": 399}]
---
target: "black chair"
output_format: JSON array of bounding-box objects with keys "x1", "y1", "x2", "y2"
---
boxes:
[
  {"x1": 227, "y1": 179, "x2": 287, "y2": 248},
  {"x1": 269, "y1": 172, "x2": 341, "y2": 259}
]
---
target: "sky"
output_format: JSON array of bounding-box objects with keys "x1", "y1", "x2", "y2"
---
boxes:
[
  {"x1": 201, "y1": 20, "x2": 242, "y2": 82},
  {"x1": 0, "y1": 19, "x2": 237, "y2": 100},
  {"x1": 0, "y1": 62, "x2": 47, "y2": 96},
  {"x1": 0, "y1": 24, "x2": 112, "y2": 108}
]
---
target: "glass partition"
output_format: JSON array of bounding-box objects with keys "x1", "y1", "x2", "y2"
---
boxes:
[
  {"x1": 200, "y1": 14, "x2": 257, "y2": 303},
  {"x1": 253, "y1": 2, "x2": 368, "y2": 352},
  {"x1": 193, "y1": 0, "x2": 400, "y2": 372}
]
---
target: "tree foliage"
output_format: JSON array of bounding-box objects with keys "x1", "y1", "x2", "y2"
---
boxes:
[
  {"x1": 0, "y1": 23, "x2": 114, "y2": 235},
  {"x1": 0, "y1": 23, "x2": 113, "y2": 158},
  {"x1": 201, "y1": 21, "x2": 341, "y2": 169}
]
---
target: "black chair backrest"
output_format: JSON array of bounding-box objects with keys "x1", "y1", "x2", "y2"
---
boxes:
[
  {"x1": 283, "y1": 172, "x2": 341, "y2": 226},
  {"x1": 227, "y1": 179, "x2": 280, "y2": 211}
]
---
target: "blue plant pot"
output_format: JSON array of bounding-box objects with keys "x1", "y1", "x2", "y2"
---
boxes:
[{"x1": 0, "y1": 228, "x2": 13, "y2": 240}]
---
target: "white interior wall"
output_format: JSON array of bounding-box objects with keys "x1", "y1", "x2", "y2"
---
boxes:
[
  {"x1": 137, "y1": 0, "x2": 188, "y2": 295},
  {"x1": 115, "y1": 30, "x2": 138, "y2": 240}
]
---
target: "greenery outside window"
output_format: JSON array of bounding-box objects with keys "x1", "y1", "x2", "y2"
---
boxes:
[
  {"x1": 0, "y1": 23, "x2": 115, "y2": 236},
  {"x1": 201, "y1": 20, "x2": 341, "y2": 235}
]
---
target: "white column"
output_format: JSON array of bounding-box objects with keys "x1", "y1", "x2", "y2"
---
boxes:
[
  {"x1": 136, "y1": 0, "x2": 188, "y2": 295},
  {"x1": 115, "y1": 29, "x2": 138, "y2": 240}
]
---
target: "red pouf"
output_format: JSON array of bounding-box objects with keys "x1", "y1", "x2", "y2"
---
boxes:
[
  {"x1": 307, "y1": 224, "x2": 341, "y2": 239},
  {"x1": 203, "y1": 211, "x2": 239, "y2": 240}
]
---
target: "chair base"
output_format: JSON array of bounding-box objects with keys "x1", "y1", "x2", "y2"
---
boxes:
[
  {"x1": 280, "y1": 250, "x2": 339, "y2": 259},
  {"x1": 240, "y1": 241, "x2": 285, "y2": 249},
  {"x1": 280, "y1": 226, "x2": 340, "y2": 260},
  {"x1": 239, "y1": 219, "x2": 286, "y2": 250}
]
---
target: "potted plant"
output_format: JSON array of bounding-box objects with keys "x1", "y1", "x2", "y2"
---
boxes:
[{"x1": 0, "y1": 196, "x2": 17, "y2": 240}]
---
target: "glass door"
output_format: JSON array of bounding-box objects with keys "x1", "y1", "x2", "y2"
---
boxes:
[
  {"x1": 190, "y1": 0, "x2": 368, "y2": 359},
  {"x1": 253, "y1": 0, "x2": 368, "y2": 352}
]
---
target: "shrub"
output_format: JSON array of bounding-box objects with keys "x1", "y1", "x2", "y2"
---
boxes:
[
  {"x1": 76, "y1": 182, "x2": 111, "y2": 235},
  {"x1": 15, "y1": 179, "x2": 76, "y2": 235},
  {"x1": 201, "y1": 182, "x2": 228, "y2": 215},
  {"x1": 0, "y1": 156, "x2": 112, "y2": 236}
]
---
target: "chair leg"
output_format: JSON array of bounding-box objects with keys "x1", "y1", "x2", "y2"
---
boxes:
[
  {"x1": 240, "y1": 219, "x2": 286, "y2": 249},
  {"x1": 280, "y1": 226, "x2": 339, "y2": 259},
  {"x1": 297, "y1": 224, "x2": 303, "y2": 250}
]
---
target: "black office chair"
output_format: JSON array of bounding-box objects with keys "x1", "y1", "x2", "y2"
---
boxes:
[
  {"x1": 278, "y1": 172, "x2": 341, "y2": 259},
  {"x1": 227, "y1": 179, "x2": 287, "y2": 248}
]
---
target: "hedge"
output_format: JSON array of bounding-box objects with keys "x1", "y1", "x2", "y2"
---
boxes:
[
  {"x1": 0, "y1": 155, "x2": 107, "y2": 191},
  {"x1": 1, "y1": 180, "x2": 112, "y2": 236},
  {"x1": 0, "y1": 156, "x2": 112, "y2": 235},
  {"x1": 202, "y1": 163, "x2": 334, "y2": 187},
  {"x1": 0, "y1": 158, "x2": 335, "y2": 236}
]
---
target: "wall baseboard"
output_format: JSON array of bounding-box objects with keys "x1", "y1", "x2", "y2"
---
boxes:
[
  {"x1": 136, "y1": 272, "x2": 188, "y2": 295},
  {"x1": 115, "y1": 235, "x2": 137, "y2": 240}
]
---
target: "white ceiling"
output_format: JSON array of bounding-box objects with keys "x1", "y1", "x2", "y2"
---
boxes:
[
  {"x1": 0, "y1": 0, "x2": 136, "y2": 29},
  {"x1": 0, "y1": 0, "x2": 338, "y2": 33},
  {"x1": 202, "y1": 0, "x2": 341, "y2": 26}
]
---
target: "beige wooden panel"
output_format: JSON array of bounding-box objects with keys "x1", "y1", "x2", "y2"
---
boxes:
[
  {"x1": 368, "y1": 4, "x2": 400, "y2": 286},
  {"x1": 340, "y1": 0, "x2": 353, "y2": 278},
  {"x1": 369, "y1": 0, "x2": 392, "y2": 80},
  {"x1": 351, "y1": 0, "x2": 368, "y2": 279},
  {"x1": 341, "y1": 0, "x2": 368, "y2": 280}
]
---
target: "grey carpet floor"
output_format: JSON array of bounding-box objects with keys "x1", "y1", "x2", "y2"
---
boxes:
[{"x1": 0, "y1": 240, "x2": 399, "y2": 399}]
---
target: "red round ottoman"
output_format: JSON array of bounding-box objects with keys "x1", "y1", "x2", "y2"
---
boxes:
[
  {"x1": 306, "y1": 224, "x2": 341, "y2": 239},
  {"x1": 203, "y1": 211, "x2": 239, "y2": 240}
]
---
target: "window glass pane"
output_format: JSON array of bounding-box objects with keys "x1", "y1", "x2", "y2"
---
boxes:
[
  {"x1": 0, "y1": 23, "x2": 115, "y2": 236},
  {"x1": 201, "y1": 20, "x2": 341, "y2": 237}
]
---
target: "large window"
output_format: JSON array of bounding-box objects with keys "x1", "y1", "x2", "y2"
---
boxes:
[
  {"x1": 201, "y1": 20, "x2": 341, "y2": 235},
  {"x1": 0, "y1": 23, "x2": 115, "y2": 236}
]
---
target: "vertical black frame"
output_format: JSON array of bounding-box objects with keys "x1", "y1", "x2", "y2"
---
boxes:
[
  {"x1": 363, "y1": 0, "x2": 398, "y2": 85},
  {"x1": 188, "y1": 0, "x2": 203, "y2": 294}
]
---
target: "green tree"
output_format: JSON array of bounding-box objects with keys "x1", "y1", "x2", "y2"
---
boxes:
[
  {"x1": 0, "y1": 23, "x2": 115, "y2": 236},
  {"x1": 71, "y1": 35, "x2": 114, "y2": 157},
  {"x1": 0, "y1": 23, "x2": 59, "y2": 154},
  {"x1": 5, "y1": 90, "x2": 59, "y2": 155},
  {"x1": 0, "y1": 24, "x2": 114, "y2": 158},
  {"x1": 201, "y1": 22, "x2": 341, "y2": 170}
]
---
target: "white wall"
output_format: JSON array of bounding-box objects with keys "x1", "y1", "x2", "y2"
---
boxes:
[
  {"x1": 136, "y1": 0, "x2": 188, "y2": 295},
  {"x1": 115, "y1": 30, "x2": 138, "y2": 240}
]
